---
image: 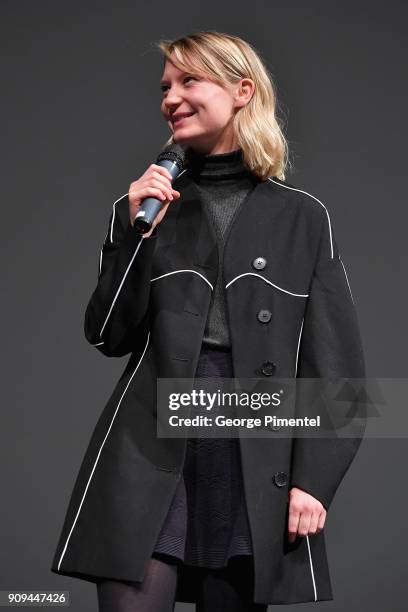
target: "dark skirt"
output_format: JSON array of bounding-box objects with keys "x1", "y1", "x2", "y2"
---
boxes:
[{"x1": 152, "y1": 345, "x2": 253, "y2": 569}]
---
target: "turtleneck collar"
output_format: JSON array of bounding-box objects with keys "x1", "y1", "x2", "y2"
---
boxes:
[{"x1": 186, "y1": 147, "x2": 249, "y2": 179}]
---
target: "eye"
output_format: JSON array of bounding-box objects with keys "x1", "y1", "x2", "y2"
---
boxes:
[{"x1": 161, "y1": 75, "x2": 198, "y2": 93}]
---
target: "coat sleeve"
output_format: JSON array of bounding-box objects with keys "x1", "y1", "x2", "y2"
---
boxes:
[
  {"x1": 83, "y1": 194, "x2": 158, "y2": 358},
  {"x1": 289, "y1": 206, "x2": 366, "y2": 511}
]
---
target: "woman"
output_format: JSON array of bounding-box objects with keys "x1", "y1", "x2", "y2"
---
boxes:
[{"x1": 51, "y1": 31, "x2": 366, "y2": 610}]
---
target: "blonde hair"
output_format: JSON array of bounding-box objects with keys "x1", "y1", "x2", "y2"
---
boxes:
[{"x1": 154, "y1": 30, "x2": 291, "y2": 181}]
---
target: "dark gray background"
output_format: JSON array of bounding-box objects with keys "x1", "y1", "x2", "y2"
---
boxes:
[{"x1": 1, "y1": 0, "x2": 407, "y2": 610}]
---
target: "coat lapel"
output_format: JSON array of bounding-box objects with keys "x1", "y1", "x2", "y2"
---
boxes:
[
  {"x1": 156, "y1": 170, "x2": 219, "y2": 289},
  {"x1": 169, "y1": 169, "x2": 270, "y2": 288}
]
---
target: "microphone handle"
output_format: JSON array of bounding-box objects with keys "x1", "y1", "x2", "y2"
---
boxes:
[{"x1": 133, "y1": 160, "x2": 181, "y2": 235}]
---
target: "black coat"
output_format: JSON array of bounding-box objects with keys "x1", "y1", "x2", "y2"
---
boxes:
[{"x1": 50, "y1": 169, "x2": 366, "y2": 605}]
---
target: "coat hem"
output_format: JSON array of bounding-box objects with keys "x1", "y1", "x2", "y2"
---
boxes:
[{"x1": 50, "y1": 565, "x2": 334, "y2": 605}]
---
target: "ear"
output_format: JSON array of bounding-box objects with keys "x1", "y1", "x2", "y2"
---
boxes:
[{"x1": 233, "y1": 78, "x2": 255, "y2": 109}]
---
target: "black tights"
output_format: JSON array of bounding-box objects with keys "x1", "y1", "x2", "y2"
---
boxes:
[{"x1": 96, "y1": 556, "x2": 268, "y2": 612}]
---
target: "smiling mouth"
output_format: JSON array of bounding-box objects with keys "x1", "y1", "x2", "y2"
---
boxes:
[{"x1": 172, "y1": 112, "x2": 196, "y2": 126}]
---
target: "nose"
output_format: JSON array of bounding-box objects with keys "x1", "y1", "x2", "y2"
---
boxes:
[{"x1": 162, "y1": 85, "x2": 184, "y2": 113}]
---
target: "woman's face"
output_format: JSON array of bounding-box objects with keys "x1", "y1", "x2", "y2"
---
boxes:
[{"x1": 160, "y1": 56, "x2": 252, "y2": 155}]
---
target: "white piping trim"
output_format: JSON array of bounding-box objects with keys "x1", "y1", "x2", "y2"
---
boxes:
[
  {"x1": 98, "y1": 193, "x2": 128, "y2": 277},
  {"x1": 92, "y1": 341, "x2": 105, "y2": 347},
  {"x1": 267, "y1": 178, "x2": 334, "y2": 259},
  {"x1": 225, "y1": 272, "x2": 308, "y2": 297},
  {"x1": 294, "y1": 318, "x2": 304, "y2": 376},
  {"x1": 151, "y1": 269, "x2": 213, "y2": 291},
  {"x1": 110, "y1": 193, "x2": 128, "y2": 244},
  {"x1": 99, "y1": 235, "x2": 145, "y2": 337},
  {"x1": 98, "y1": 248, "x2": 103, "y2": 276},
  {"x1": 295, "y1": 318, "x2": 318, "y2": 600},
  {"x1": 306, "y1": 535, "x2": 318, "y2": 601},
  {"x1": 57, "y1": 331, "x2": 151, "y2": 571},
  {"x1": 339, "y1": 257, "x2": 354, "y2": 304},
  {"x1": 175, "y1": 168, "x2": 187, "y2": 179}
]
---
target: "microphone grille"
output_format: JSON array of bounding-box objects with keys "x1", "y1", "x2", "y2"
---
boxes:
[{"x1": 156, "y1": 143, "x2": 187, "y2": 172}]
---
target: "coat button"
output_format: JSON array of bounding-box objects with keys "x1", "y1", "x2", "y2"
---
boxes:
[
  {"x1": 273, "y1": 471, "x2": 288, "y2": 487},
  {"x1": 257, "y1": 309, "x2": 272, "y2": 323},
  {"x1": 261, "y1": 361, "x2": 276, "y2": 376},
  {"x1": 252, "y1": 256, "x2": 267, "y2": 270}
]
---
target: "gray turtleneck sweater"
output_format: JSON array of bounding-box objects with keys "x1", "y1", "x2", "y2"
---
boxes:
[{"x1": 186, "y1": 148, "x2": 258, "y2": 350}]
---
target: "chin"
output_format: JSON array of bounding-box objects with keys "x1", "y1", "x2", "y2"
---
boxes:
[
  {"x1": 172, "y1": 133, "x2": 194, "y2": 146},
  {"x1": 173, "y1": 130, "x2": 203, "y2": 145}
]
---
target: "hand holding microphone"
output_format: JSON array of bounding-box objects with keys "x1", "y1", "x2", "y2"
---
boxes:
[
  {"x1": 129, "y1": 143, "x2": 187, "y2": 237},
  {"x1": 128, "y1": 165, "x2": 180, "y2": 237}
]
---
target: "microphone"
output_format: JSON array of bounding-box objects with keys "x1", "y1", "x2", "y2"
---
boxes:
[{"x1": 133, "y1": 143, "x2": 187, "y2": 235}]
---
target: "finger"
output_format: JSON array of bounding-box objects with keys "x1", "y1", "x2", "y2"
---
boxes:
[
  {"x1": 308, "y1": 512, "x2": 319, "y2": 536},
  {"x1": 317, "y1": 510, "x2": 326, "y2": 532},
  {"x1": 145, "y1": 171, "x2": 181, "y2": 200},
  {"x1": 130, "y1": 186, "x2": 168, "y2": 203},
  {"x1": 150, "y1": 170, "x2": 181, "y2": 198},
  {"x1": 288, "y1": 507, "x2": 300, "y2": 543},
  {"x1": 149, "y1": 170, "x2": 174, "y2": 189},
  {"x1": 150, "y1": 164, "x2": 173, "y2": 182},
  {"x1": 297, "y1": 511, "x2": 311, "y2": 538},
  {"x1": 147, "y1": 177, "x2": 174, "y2": 201}
]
